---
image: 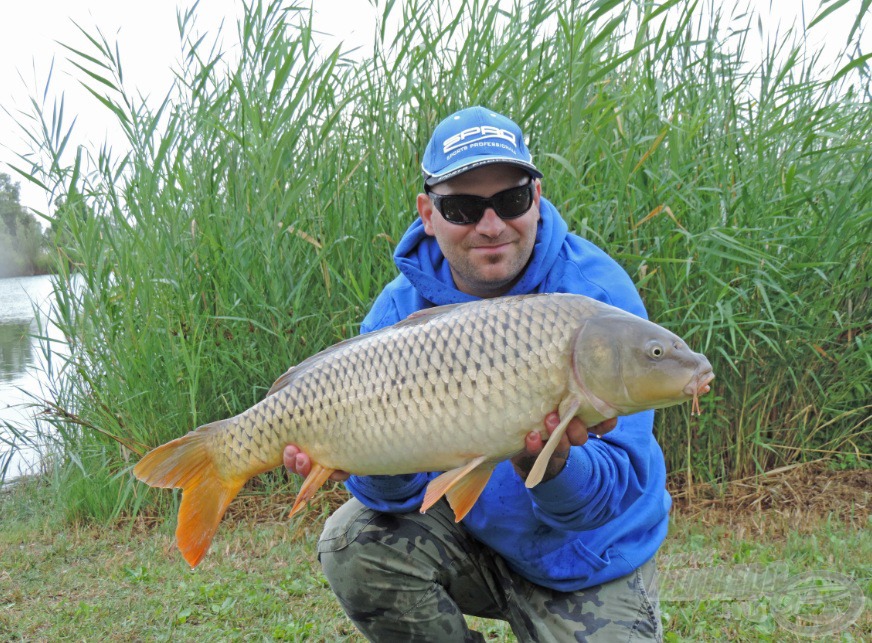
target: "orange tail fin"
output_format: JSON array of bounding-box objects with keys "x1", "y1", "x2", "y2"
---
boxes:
[{"x1": 133, "y1": 420, "x2": 246, "y2": 568}]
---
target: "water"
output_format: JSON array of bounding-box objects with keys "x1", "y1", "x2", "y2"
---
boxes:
[{"x1": 0, "y1": 274, "x2": 61, "y2": 482}]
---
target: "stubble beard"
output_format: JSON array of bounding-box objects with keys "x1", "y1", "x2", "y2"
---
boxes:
[{"x1": 451, "y1": 240, "x2": 532, "y2": 297}]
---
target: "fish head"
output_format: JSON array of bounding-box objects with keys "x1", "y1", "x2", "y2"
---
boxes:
[{"x1": 573, "y1": 314, "x2": 714, "y2": 415}]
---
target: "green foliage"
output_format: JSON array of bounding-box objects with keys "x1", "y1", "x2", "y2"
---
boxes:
[
  {"x1": 0, "y1": 173, "x2": 52, "y2": 277},
  {"x1": 8, "y1": 0, "x2": 871, "y2": 517}
]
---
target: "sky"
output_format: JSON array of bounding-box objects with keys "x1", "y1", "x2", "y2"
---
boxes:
[{"x1": 0, "y1": 0, "x2": 868, "y2": 215}]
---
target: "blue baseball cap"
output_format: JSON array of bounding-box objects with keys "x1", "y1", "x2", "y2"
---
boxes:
[{"x1": 421, "y1": 106, "x2": 543, "y2": 187}]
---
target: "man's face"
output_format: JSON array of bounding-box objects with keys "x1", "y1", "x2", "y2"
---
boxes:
[{"x1": 417, "y1": 164, "x2": 541, "y2": 298}]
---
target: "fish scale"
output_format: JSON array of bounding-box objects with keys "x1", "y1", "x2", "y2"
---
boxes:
[
  {"x1": 133, "y1": 293, "x2": 714, "y2": 567},
  {"x1": 207, "y1": 295, "x2": 572, "y2": 477}
]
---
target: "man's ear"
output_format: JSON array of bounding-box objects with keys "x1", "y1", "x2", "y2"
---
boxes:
[{"x1": 417, "y1": 192, "x2": 436, "y2": 236}]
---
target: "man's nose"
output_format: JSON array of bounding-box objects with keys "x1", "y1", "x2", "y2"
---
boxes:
[{"x1": 475, "y1": 207, "x2": 505, "y2": 237}]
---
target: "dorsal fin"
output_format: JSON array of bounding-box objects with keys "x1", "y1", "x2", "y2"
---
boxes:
[
  {"x1": 266, "y1": 304, "x2": 467, "y2": 397},
  {"x1": 397, "y1": 302, "x2": 466, "y2": 326},
  {"x1": 267, "y1": 340, "x2": 349, "y2": 397},
  {"x1": 265, "y1": 334, "x2": 365, "y2": 397}
]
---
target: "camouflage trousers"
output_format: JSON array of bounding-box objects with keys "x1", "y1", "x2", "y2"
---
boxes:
[{"x1": 317, "y1": 497, "x2": 663, "y2": 642}]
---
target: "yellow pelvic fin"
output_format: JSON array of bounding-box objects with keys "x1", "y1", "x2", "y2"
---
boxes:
[
  {"x1": 132, "y1": 420, "x2": 246, "y2": 568},
  {"x1": 525, "y1": 397, "x2": 582, "y2": 489},
  {"x1": 421, "y1": 455, "x2": 493, "y2": 521},
  {"x1": 445, "y1": 462, "x2": 497, "y2": 521},
  {"x1": 289, "y1": 463, "x2": 337, "y2": 518}
]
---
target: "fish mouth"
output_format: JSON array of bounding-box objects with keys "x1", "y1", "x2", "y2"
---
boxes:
[{"x1": 685, "y1": 368, "x2": 715, "y2": 416}]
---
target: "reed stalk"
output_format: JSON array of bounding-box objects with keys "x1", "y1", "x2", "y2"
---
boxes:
[{"x1": 8, "y1": 0, "x2": 870, "y2": 517}]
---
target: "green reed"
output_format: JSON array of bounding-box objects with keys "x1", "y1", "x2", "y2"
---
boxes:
[{"x1": 7, "y1": 0, "x2": 869, "y2": 517}]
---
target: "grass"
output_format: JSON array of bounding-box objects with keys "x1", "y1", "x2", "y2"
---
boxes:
[
  {"x1": 659, "y1": 516, "x2": 870, "y2": 641},
  {"x1": 0, "y1": 491, "x2": 355, "y2": 641},
  {"x1": 3, "y1": 0, "x2": 871, "y2": 538},
  {"x1": 1, "y1": 465, "x2": 869, "y2": 641}
]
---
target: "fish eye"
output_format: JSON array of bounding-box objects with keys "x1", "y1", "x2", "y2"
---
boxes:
[{"x1": 647, "y1": 341, "x2": 665, "y2": 359}]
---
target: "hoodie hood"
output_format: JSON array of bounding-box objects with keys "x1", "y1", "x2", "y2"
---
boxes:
[{"x1": 393, "y1": 196, "x2": 569, "y2": 306}]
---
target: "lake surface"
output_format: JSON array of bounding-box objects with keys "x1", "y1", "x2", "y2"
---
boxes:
[{"x1": 0, "y1": 274, "x2": 60, "y2": 482}]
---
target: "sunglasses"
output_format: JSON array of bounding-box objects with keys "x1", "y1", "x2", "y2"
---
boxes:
[{"x1": 426, "y1": 182, "x2": 535, "y2": 225}]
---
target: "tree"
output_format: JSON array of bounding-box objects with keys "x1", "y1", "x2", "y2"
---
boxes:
[
  {"x1": 0, "y1": 172, "x2": 50, "y2": 277},
  {"x1": 0, "y1": 174, "x2": 24, "y2": 234}
]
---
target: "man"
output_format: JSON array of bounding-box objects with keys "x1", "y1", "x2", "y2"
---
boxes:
[{"x1": 284, "y1": 106, "x2": 666, "y2": 642}]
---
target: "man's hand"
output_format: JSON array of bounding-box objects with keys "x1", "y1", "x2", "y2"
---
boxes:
[
  {"x1": 283, "y1": 445, "x2": 350, "y2": 482},
  {"x1": 511, "y1": 412, "x2": 618, "y2": 484}
]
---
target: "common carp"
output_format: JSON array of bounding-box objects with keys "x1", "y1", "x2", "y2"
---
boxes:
[{"x1": 134, "y1": 293, "x2": 714, "y2": 567}]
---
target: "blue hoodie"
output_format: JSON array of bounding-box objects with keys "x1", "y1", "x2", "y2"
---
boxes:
[{"x1": 345, "y1": 197, "x2": 671, "y2": 591}]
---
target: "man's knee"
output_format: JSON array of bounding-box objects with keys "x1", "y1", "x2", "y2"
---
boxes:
[
  {"x1": 317, "y1": 499, "x2": 382, "y2": 593},
  {"x1": 317, "y1": 498, "x2": 477, "y2": 597},
  {"x1": 316, "y1": 498, "x2": 482, "y2": 637}
]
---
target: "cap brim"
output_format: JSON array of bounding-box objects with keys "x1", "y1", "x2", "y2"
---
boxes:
[{"x1": 423, "y1": 156, "x2": 543, "y2": 187}]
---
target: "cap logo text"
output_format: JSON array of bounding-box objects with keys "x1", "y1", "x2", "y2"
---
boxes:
[{"x1": 443, "y1": 126, "x2": 516, "y2": 153}]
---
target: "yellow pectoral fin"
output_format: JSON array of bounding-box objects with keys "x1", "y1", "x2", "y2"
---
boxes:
[
  {"x1": 421, "y1": 456, "x2": 494, "y2": 521},
  {"x1": 289, "y1": 463, "x2": 337, "y2": 518},
  {"x1": 445, "y1": 463, "x2": 497, "y2": 521},
  {"x1": 525, "y1": 397, "x2": 582, "y2": 489}
]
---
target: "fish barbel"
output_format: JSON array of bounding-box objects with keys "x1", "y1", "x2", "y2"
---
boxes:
[{"x1": 134, "y1": 293, "x2": 714, "y2": 567}]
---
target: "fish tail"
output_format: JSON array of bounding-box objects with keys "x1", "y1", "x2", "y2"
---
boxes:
[{"x1": 133, "y1": 420, "x2": 247, "y2": 568}]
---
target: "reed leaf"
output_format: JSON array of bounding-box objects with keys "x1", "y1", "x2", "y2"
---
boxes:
[{"x1": 6, "y1": 0, "x2": 869, "y2": 517}]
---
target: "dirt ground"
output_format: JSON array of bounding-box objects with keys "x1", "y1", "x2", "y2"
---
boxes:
[{"x1": 669, "y1": 461, "x2": 870, "y2": 534}]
